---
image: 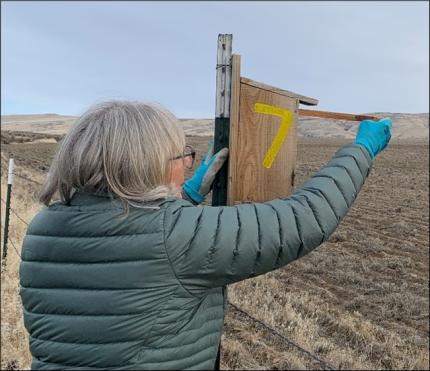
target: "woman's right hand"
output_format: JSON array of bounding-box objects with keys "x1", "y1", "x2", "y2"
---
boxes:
[
  {"x1": 182, "y1": 141, "x2": 228, "y2": 205},
  {"x1": 354, "y1": 118, "x2": 393, "y2": 159}
]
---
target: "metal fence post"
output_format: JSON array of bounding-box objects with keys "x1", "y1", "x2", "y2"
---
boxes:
[
  {"x1": 2, "y1": 158, "x2": 14, "y2": 263},
  {"x1": 212, "y1": 33, "x2": 232, "y2": 207}
]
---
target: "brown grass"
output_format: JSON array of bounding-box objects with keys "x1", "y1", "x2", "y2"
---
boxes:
[{"x1": 1, "y1": 134, "x2": 429, "y2": 370}]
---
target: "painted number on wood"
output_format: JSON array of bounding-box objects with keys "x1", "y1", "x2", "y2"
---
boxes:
[{"x1": 254, "y1": 103, "x2": 294, "y2": 169}]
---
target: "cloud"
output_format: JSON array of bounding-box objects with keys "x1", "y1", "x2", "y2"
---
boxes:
[{"x1": 1, "y1": 1, "x2": 428, "y2": 116}]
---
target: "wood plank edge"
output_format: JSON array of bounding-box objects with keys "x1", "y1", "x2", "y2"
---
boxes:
[
  {"x1": 240, "y1": 76, "x2": 319, "y2": 106},
  {"x1": 227, "y1": 54, "x2": 241, "y2": 206},
  {"x1": 298, "y1": 109, "x2": 379, "y2": 122}
]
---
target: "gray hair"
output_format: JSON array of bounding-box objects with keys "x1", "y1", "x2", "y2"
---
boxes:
[{"x1": 39, "y1": 100, "x2": 186, "y2": 212}]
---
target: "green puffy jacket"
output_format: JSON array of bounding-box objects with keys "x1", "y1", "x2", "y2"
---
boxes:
[{"x1": 20, "y1": 143, "x2": 372, "y2": 370}]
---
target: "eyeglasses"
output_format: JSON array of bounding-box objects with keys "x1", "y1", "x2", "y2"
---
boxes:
[{"x1": 171, "y1": 145, "x2": 196, "y2": 169}]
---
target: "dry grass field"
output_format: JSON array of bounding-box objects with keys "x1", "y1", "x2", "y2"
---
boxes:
[{"x1": 1, "y1": 131, "x2": 429, "y2": 370}]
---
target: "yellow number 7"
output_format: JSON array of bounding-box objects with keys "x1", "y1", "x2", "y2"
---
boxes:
[{"x1": 254, "y1": 103, "x2": 294, "y2": 169}]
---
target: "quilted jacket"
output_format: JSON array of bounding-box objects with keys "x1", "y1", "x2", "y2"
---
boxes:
[{"x1": 20, "y1": 143, "x2": 372, "y2": 370}]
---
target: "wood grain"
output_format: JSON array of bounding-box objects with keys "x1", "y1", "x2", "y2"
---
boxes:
[
  {"x1": 298, "y1": 109, "x2": 379, "y2": 122},
  {"x1": 227, "y1": 54, "x2": 241, "y2": 206},
  {"x1": 228, "y1": 82, "x2": 298, "y2": 204},
  {"x1": 240, "y1": 77, "x2": 318, "y2": 106}
]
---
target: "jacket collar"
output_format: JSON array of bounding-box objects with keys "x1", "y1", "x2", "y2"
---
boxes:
[{"x1": 69, "y1": 190, "x2": 116, "y2": 206}]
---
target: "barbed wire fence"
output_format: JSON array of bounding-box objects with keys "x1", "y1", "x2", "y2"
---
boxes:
[
  {"x1": 0, "y1": 224, "x2": 22, "y2": 260},
  {"x1": 0, "y1": 157, "x2": 337, "y2": 370}
]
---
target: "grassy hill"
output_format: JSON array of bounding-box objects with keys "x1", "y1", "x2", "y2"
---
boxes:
[{"x1": 2, "y1": 113, "x2": 428, "y2": 142}]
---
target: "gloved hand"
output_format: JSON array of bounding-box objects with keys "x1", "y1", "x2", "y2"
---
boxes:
[
  {"x1": 182, "y1": 141, "x2": 229, "y2": 204},
  {"x1": 355, "y1": 118, "x2": 393, "y2": 159}
]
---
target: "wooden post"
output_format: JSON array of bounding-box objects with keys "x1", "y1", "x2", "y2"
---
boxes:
[
  {"x1": 212, "y1": 34, "x2": 232, "y2": 207},
  {"x1": 227, "y1": 54, "x2": 241, "y2": 206},
  {"x1": 298, "y1": 109, "x2": 378, "y2": 122},
  {"x1": 2, "y1": 158, "x2": 14, "y2": 264}
]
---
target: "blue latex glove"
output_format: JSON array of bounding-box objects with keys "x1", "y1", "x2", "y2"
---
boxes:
[
  {"x1": 182, "y1": 141, "x2": 229, "y2": 204},
  {"x1": 355, "y1": 118, "x2": 393, "y2": 159}
]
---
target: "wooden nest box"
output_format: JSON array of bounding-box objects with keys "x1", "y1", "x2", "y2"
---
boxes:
[
  {"x1": 228, "y1": 56, "x2": 318, "y2": 205},
  {"x1": 212, "y1": 34, "x2": 377, "y2": 207}
]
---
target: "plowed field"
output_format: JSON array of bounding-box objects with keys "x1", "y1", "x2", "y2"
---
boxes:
[{"x1": 1, "y1": 135, "x2": 429, "y2": 370}]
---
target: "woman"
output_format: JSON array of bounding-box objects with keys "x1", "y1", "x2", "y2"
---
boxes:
[{"x1": 20, "y1": 100, "x2": 392, "y2": 370}]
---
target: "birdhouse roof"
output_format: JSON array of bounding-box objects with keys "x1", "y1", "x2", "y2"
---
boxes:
[{"x1": 241, "y1": 77, "x2": 318, "y2": 106}]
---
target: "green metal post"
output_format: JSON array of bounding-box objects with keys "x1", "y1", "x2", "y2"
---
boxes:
[
  {"x1": 212, "y1": 117, "x2": 230, "y2": 206},
  {"x1": 212, "y1": 34, "x2": 232, "y2": 207},
  {"x1": 2, "y1": 158, "x2": 14, "y2": 262},
  {"x1": 212, "y1": 34, "x2": 233, "y2": 371}
]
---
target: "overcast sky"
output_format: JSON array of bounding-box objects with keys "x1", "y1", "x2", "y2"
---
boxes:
[{"x1": 1, "y1": 1, "x2": 429, "y2": 117}]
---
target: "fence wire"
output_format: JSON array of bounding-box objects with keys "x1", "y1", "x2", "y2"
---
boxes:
[
  {"x1": 0, "y1": 224, "x2": 22, "y2": 259},
  {"x1": 228, "y1": 301, "x2": 336, "y2": 370},
  {"x1": 12, "y1": 172, "x2": 43, "y2": 186},
  {"x1": 0, "y1": 162, "x2": 338, "y2": 370},
  {"x1": 0, "y1": 157, "x2": 44, "y2": 186},
  {"x1": 1, "y1": 198, "x2": 30, "y2": 226}
]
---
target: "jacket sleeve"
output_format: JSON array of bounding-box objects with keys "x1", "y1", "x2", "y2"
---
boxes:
[{"x1": 164, "y1": 143, "x2": 373, "y2": 296}]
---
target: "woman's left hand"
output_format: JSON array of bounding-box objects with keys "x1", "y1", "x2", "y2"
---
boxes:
[{"x1": 182, "y1": 140, "x2": 229, "y2": 204}]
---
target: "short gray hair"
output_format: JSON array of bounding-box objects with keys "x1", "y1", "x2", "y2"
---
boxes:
[{"x1": 40, "y1": 101, "x2": 186, "y2": 211}]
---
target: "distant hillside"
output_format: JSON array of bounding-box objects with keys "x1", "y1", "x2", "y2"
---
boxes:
[
  {"x1": 180, "y1": 113, "x2": 429, "y2": 142},
  {"x1": 1, "y1": 114, "x2": 76, "y2": 135},
  {"x1": 298, "y1": 113, "x2": 429, "y2": 142},
  {"x1": 1, "y1": 112, "x2": 428, "y2": 141}
]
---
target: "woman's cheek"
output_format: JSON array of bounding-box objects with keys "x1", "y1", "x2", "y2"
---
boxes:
[{"x1": 170, "y1": 160, "x2": 185, "y2": 189}]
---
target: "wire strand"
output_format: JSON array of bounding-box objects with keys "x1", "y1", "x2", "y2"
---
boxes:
[
  {"x1": 12, "y1": 172, "x2": 43, "y2": 186},
  {"x1": 0, "y1": 160, "x2": 45, "y2": 185},
  {"x1": 0, "y1": 198, "x2": 30, "y2": 226},
  {"x1": 228, "y1": 301, "x2": 336, "y2": 370},
  {"x1": 0, "y1": 224, "x2": 22, "y2": 259}
]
